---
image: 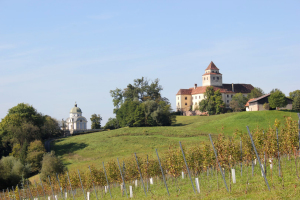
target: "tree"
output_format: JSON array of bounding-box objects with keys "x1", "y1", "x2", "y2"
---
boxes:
[
  {"x1": 248, "y1": 87, "x2": 265, "y2": 99},
  {"x1": 110, "y1": 78, "x2": 175, "y2": 128},
  {"x1": 0, "y1": 156, "x2": 31, "y2": 189},
  {"x1": 289, "y1": 90, "x2": 300, "y2": 111},
  {"x1": 90, "y1": 114, "x2": 102, "y2": 129},
  {"x1": 0, "y1": 103, "x2": 62, "y2": 158},
  {"x1": 230, "y1": 93, "x2": 248, "y2": 111},
  {"x1": 270, "y1": 88, "x2": 282, "y2": 94},
  {"x1": 104, "y1": 118, "x2": 120, "y2": 130},
  {"x1": 268, "y1": 90, "x2": 287, "y2": 109},
  {"x1": 40, "y1": 151, "x2": 66, "y2": 181},
  {"x1": 230, "y1": 100, "x2": 241, "y2": 112},
  {"x1": 198, "y1": 86, "x2": 225, "y2": 115},
  {"x1": 27, "y1": 140, "x2": 46, "y2": 173}
]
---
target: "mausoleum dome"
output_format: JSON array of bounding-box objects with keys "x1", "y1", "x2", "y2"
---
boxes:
[{"x1": 70, "y1": 103, "x2": 82, "y2": 113}]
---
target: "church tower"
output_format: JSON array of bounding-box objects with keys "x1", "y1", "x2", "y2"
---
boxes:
[{"x1": 202, "y1": 61, "x2": 223, "y2": 86}]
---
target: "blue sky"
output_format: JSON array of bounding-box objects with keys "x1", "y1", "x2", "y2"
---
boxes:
[{"x1": 0, "y1": 0, "x2": 299, "y2": 127}]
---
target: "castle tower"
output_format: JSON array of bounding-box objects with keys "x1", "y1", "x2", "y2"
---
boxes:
[{"x1": 202, "y1": 61, "x2": 222, "y2": 86}]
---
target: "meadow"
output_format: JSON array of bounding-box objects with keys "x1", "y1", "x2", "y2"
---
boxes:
[{"x1": 52, "y1": 110, "x2": 298, "y2": 171}]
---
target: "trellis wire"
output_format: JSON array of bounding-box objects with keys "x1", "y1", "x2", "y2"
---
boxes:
[
  {"x1": 117, "y1": 158, "x2": 128, "y2": 198},
  {"x1": 78, "y1": 170, "x2": 86, "y2": 200},
  {"x1": 246, "y1": 126, "x2": 270, "y2": 191},
  {"x1": 179, "y1": 141, "x2": 196, "y2": 193},
  {"x1": 67, "y1": 171, "x2": 76, "y2": 200},
  {"x1": 88, "y1": 166, "x2": 99, "y2": 200},
  {"x1": 209, "y1": 134, "x2": 229, "y2": 192},
  {"x1": 134, "y1": 153, "x2": 147, "y2": 197},
  {"x1": 102, "y1": 162, "x2": 112, "y2": 199},
  {"x1": 155, "y1": 149, "x2": 170, "y2": 196}
]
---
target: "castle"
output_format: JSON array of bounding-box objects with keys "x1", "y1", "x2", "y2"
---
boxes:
[{"x1": 176, "y1": 61, "x2": 254, "y2": 112}]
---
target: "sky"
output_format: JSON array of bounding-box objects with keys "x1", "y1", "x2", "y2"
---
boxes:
[{"x1": 0, "y1": 0, "x2": 299, "y2": 127}]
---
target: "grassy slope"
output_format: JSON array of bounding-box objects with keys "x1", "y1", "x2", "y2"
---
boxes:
[{"x1": 52, "y1": 110, "x2": 298, "y2": 171}]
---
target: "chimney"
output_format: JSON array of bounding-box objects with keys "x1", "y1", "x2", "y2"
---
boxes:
[
  {"x1": 194, "y1": 83, "x2": 197, "y2": 89},
  {"x1": 232, "y1": 83, "x2": 234, "y2": 92}
]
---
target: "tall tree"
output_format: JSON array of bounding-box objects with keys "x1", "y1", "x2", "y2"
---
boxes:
[
  {"x1": 268, "y1": 90, "x2": 287, "y2": 109},
  {"x1": 199, "y1": 86, "x2": 225, "y2": 114},
  {"x1": 90, "y1": 114, "x2": 102, "y2": 129},
  {"x1": 248, "y1": 87, "x2": 265, "y2": 99},
  {"x1": 230, "y1": 93, "x2": 248, "y2": 112},
  {"x1": 289, "y1": 90, "x2": 300, "y2": 111}
]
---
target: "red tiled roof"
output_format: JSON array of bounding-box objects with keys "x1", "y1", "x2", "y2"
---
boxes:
[
  {"x1": 205, "y1": 61, "x2": 219, "y2": 70},
  {"x1": 176, "y1": 84, "x2": 254, "y2": 95},
  {"x1": 245, "y1": 98, "x2": 256, "y2": 107},
  {"x1": 176, "y1": 89, "x2": 193, "y2": 95}
]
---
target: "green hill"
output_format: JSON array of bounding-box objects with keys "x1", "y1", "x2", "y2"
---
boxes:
[{"x1": 52, "y1": 110, "x2": 299, "y2": 171}]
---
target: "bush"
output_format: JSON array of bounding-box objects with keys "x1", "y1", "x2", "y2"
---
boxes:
[
  {"x1": 27, "y1": 140, "x2": 46, "y2": 173},
  {"x1": 40, "y1": 151, "x2": 66, "y2": 181},
  {"x1": 0, "y1": 156, "x2": 31, "y2": 189}
]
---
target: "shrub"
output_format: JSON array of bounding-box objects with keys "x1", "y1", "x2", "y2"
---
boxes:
[
  {"x1": 27, "y1": 140, "x2": 46, "y2": 173},
  {"x1": 40, "y1": 151, "x2": 66, "y2": 181}
]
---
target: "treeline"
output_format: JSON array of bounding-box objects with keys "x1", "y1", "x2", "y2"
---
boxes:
[
  {"x1": 0, "y1": 103, "x2": 65, "y2": 189},
  {"x1": 106, "y1": 77, "x2": 176, "y2": 129}
]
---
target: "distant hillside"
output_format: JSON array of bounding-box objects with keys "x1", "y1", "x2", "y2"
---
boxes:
[{"x1": 52, "y1": 110, "x2": 299, "y2": 170}]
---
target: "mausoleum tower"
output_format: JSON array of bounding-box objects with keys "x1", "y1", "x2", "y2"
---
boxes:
[{"x1": 202, "y1": 61, "x2": 223, "y2": 87}]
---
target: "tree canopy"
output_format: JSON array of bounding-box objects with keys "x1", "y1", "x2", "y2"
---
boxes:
[
  {"x1": 0, "y1": 103, "x2": 62, "y2": 158},
  {"x1": 110, "y1": 78, "x2": 176, "y2": 127},
  {"x1": 199, "y1": 86, "x2": 225, "y2": 114},
  {"x1": 90, "y1": 114, "x2": 102, "y2": 129},
  {"x1": 268, "y1": 90, "x2": 287, "y2": 109},
  {"x1": 230, "y1": 93, "x2": 248, "y2": 112},
  {"x1": 289, "y1": 90, "x2": 300, "y2": 111},
  {"x1": 248, "y1": 87, "x2": 265, "y2": 99}
]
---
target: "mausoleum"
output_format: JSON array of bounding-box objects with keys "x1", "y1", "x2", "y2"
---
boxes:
[{"x1": 65, "y1": 103, "x2": 88, "y2": 132}]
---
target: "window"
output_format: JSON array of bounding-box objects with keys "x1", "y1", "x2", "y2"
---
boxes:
[
  {"x1": 185, "y1": 103, "x2": 187, "y2": 105},
  {"x1": 217, "y1": 77, "x2": 219, "y2": 80},
  {"x1": 213, "y1": 77, "x2": 215, "y2": 80},
  {"x1": 185, "y1": 97, "x2": 187, "y2": 100},
  {"x1": 227, "y1": 100, "x2": 229, "y2": 103},
  {"x1": 231, "y1": 95, "x2": 233, "y2": 98},
  {"x1": 227, "y1": 95, "x2": 229, "y2": 98},
  {"x1": 80, "y1": 120, "x2": 82, "y2": 122},
  {"x1": 199, "y1": 96, "x2": 200, "y2": 99},
  {"x1": 178, "y1": 103, "x2": 179, "y2": 106},
  {"x1": 195, "y1": 96, "x2": 197, "y2": 99}
]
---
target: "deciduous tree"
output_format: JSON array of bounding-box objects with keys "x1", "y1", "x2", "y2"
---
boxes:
[
  {"x1": 90, "y1": 114, "x2": 102, "y2": 129},
  {"x1": 248, "y1": 87, "x2": 265, "y2": 99},
  {"x1": 268, "y1": 90, "x2": 287, "y2": 109}
]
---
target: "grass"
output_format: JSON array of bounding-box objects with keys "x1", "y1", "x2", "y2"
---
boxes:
[
  {"x1": 29, "y1": 156, "x2": 300, "y2": 200},
  {"x1": 52, "y1": 110, "x2": 298, "y2": 171}
]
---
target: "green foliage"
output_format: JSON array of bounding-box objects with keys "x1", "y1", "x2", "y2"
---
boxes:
[
  {"x1": 27, "y1": 140, "x2": 46, "y2": 173},
  {"x1": 263, "y1": 102, "x2": 270, "y2": 110},
  {"x1": 248, "y1": 87, "x2": 265, "y2": 99},
  {"x1": 268, "y1": 90, "x2": 287, "y2": 109},
  {"x1": 0, "y1": 103, "x2": 62, "y2": 158},
  {"x1": 199, "y1": 86, "x2": 225, "y2": 114},
  {"x1": 40, "y1": 151, "x2": 66, "y2": 181},
  {"x1": 289, "y1": 90, "x2": 300, "y2": 111},
  {"x1": 112, "y1": 78, "x2": 175, "y2": 128},
  {"x1": 230, "y1": 93, "x2": 248, "y2": 112},
  {"x1": 270, "y1": 88, "x2": 282, "y2": 94},
  {"x1": 90, "y1": 114, "x2": 102, "y2": 129},
  {"x1": 104, "y1": 118, "x2": 120, "y2": 130},
  {"x1": 0, "y1": 156, "x2": 31, "y2": 189}
]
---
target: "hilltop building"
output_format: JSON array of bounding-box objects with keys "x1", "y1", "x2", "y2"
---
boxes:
[
  {"x1": 176, "y1": 61, "x2": 254, "y2": 113},
  {"x1": 65, "y1": 103, "x2": 88, "y2": 133}
]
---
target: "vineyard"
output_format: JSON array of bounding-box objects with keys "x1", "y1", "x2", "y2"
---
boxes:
[{"x1": 1, "y1": 114, "x2": 300, "y2": 199}]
